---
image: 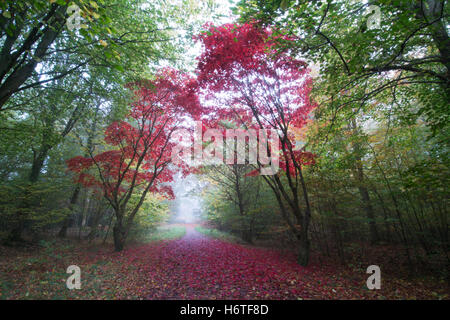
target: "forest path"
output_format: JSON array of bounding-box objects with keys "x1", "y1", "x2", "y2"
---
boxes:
[
  {"x1": 2, "y1": 223, "x2": 434, "y2": 299},
  {"x1": 182, "y1": 223, "x2": 206, "y2": 239},
  {"x1": 106, "y1": 223, "x2": 365, "y2": 299}
]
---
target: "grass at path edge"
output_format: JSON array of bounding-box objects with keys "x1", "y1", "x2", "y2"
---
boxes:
[{"x1": 195, "y1": 226, "x2": 242, "y2": 243}]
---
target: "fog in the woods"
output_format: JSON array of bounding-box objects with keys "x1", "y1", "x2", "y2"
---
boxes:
[{"x1": 170, "y1": 173, "x2": 204, "y2": 223}]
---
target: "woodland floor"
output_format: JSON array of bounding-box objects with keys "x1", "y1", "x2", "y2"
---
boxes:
[{"x1": 0, "y1": 224, "x2": 448, "y2": 300}]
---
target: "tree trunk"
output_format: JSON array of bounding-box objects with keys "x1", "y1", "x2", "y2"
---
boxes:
[
  {"x1": 58, "y1": 184, "x2": 81, "y2": 238},
  {"x1": 297, "y1": 229, "x2": 310, "y2": 266},
  {"x1": 7, "y1": 224, "x2": 25, "y2": 243},
  {"x1": 87, "y1": 204, "x2": 106, "y2": 242},
  {"x1": 103, "y1": 211, "x2": 114, "y2": 244},
  {"x1": 57, "y1": 219, "x2": 71, "y2": 238},
  {"x1": 357, "y1": 180, "x2": 380, "y2": 245},
  {"x1": 29, "y1": 145, "x2": 51, "y2": 183},
  {"x1": 297, "y1": 164, "x2": 312, "y2": 266},
  {"x1": 350, "y1": 119, "x2": 380, "y2": 245},
  {"x1": 0, "y1": 5, "x2": 67, "y2": 110},
  {"x1": 59, "y1": 104, "x2": 99, "y2": 238},
  {"x1": 113, "y1": 220, "x2": 127, "y2": 252},
  {"x1": 241, "y1": 229, "x2": 253, "y2": 244}
]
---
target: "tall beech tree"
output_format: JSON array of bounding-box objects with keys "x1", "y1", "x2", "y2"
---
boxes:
[
  {"x1": 195, "y1": 23, "x2": 316, "y2": 265},
  {"x1": 67, "y1": 69, "x2": 201, "y2": 251},
  {"x1": 0, "y1": 0, "x2": 197, "y2": 111}
]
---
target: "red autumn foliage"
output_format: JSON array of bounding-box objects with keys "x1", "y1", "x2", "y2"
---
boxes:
[
  {"x1": 195, "y1": 22, "x2": 318, "y2": 265},
  {"x1": 66, "y1": 69, "x2": 203, "y2": 251},
  {"x1": 67, "y1": 69, "x2": 201, "y2": 202},
  {"x1": 195, "y1": 22, "x2": 316, "y2": 176}
]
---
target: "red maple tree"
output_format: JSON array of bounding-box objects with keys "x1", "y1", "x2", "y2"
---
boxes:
[
  {"x1": 195, "y1": 23, "x2": 316, "y2": 265},
  {"x1": 67, "y1": 68, "x2": 201, "y2": 251}
]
